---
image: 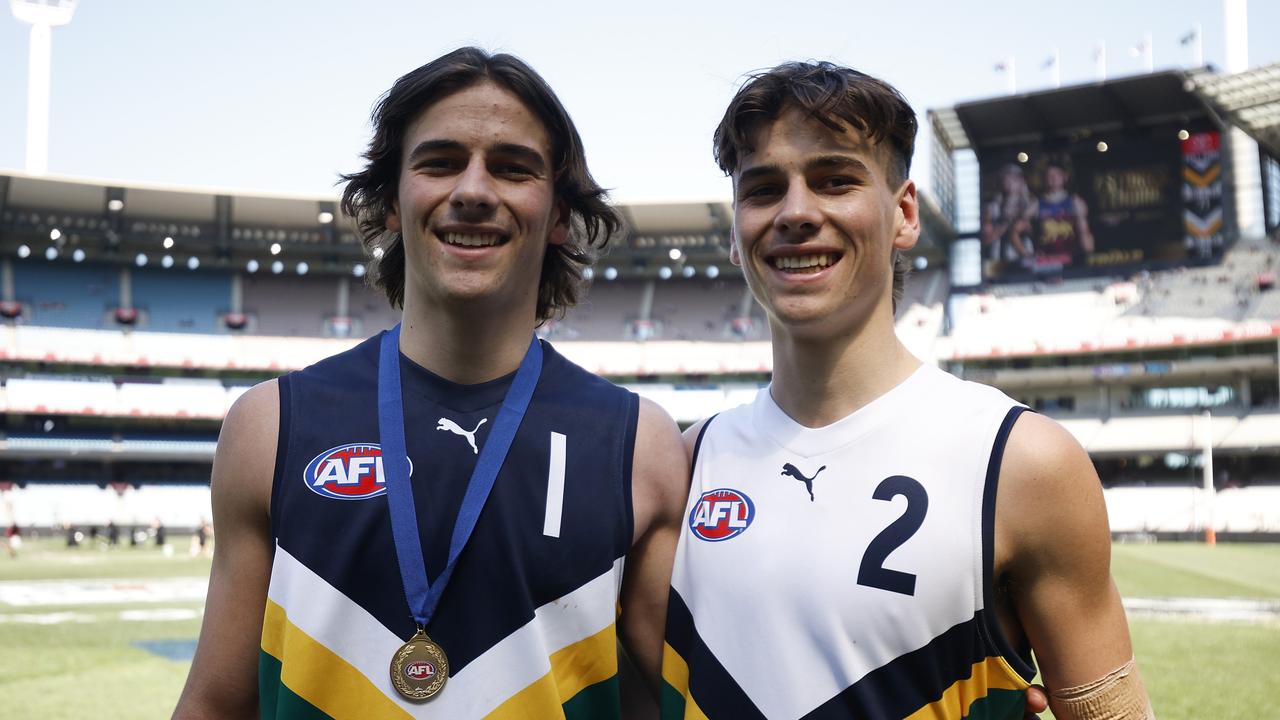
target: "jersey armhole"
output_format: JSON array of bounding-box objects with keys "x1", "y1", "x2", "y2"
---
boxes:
[
  {"x1": 690, "y1": 414, "x2": 718, "y2": 472},
  {"x1": 619, "y1": 391, "x2": 640, "y2": 550},
  {"x1": 268, "y1": 374, "x2": 292, "y2": 541},
  {"x1": 979, "y1": 405, "x2": 1038, "y2": 683}
]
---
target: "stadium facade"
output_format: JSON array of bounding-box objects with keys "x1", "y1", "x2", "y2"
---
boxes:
[{"x1": 0, "y1": 65, "x2": 1277, "y2": 540}]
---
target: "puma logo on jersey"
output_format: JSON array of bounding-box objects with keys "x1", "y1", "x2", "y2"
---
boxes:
[
  {"x1": 436, "y1": 417, "x2": 487, "y2": 454},
  {"x1": 781, "y1": 462, "x2": 825, "y2": 502},
  {"x1": 688, "y1": 489, "x2": 755, "y2": 542}
]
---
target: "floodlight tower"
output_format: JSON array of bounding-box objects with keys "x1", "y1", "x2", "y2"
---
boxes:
[
  {"x1": 1223, "y1": 0, "x2": 1264, "y2": 239},
  {"x1": 10, "y1": 0, "x2": 78, "y2": 176}
]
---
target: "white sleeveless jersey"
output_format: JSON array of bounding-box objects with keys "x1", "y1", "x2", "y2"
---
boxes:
[{"x1": 661, "y1": 364, "x2": 1036, "y2": 720}]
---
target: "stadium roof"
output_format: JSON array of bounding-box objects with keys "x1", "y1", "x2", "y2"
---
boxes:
[
  {"x1": 950, "y1": 70, "x2": 1212, "y2": 149},
  {"x1": 1186, "y1": 62, "x2": 1280, "y2": 158},
  {"x1": 952, "y1": 70, "x2": 1208, "y2": 149}
]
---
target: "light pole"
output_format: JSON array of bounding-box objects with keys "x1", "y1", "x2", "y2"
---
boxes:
[{"x1": 10, "y1": 0, "x2": 79, "y2": 176}]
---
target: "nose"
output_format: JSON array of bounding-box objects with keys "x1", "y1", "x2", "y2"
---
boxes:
[
  {"x1": 774, "y1": 185, "x2": 822, "y2": 239},
  {"x1": 450, "y1": 157, "x2": 499, "y2": 217}
]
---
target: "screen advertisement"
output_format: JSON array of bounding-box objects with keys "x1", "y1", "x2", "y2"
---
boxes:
[{"x1": 978, "y1": 130, "x2": 1224, "y2": 281}]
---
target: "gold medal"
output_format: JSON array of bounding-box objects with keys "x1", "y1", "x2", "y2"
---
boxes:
[{"x1": 389, "y1": 629, "x2": 449, "y2": 701}]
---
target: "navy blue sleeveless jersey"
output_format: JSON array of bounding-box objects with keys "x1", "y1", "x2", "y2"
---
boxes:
[{"x1": 259, "y1": 333, "x2": 638, "y2": 719}]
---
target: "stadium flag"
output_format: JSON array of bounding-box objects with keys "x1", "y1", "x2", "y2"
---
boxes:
[
  {"x1": 1129, "y1": 32, "x2": 1154, "y2": 72},
  {"x1": 1042, "y1": 48, "x2": 1060, "y2": 88},
  {"x1": 1181, "y1": 24, "x2": 1204, "y2": 66},
  {"x1": 993, "y1": 56, "x2": 1016, "y2": 95}
]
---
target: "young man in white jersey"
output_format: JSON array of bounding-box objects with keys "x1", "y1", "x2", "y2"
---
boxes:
[
  {"x1": 662, "y1": 62, "x2": 1150, "y2": 719},
  {"x1": 174, "y1": 48, "x2": 688, "y2": 718}
]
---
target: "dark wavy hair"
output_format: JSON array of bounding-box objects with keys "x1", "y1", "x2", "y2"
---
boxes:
[
  {"x1": 714, "y1": 61, "x2": 918, "y2": 311},
  {"x1": 340, "y1": 47, "x2": 621, "y2": 321}
]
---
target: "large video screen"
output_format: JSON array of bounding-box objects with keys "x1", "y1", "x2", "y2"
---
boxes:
[{"x1": 978, "y1": 130, "x2": 1224, "y2": 281}]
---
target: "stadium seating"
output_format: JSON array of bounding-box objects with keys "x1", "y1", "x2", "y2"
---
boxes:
[
  {"x1": 243, "y1": 273, "x2": 343, "y2": 336},
  {"x1": 626, "y1": 382, "x2": 764, "y2": 424},
  {"x1": 649, "y1": 279, "x2": 757, "y2": 341},
  {"x1": 0, "y1": 483, "x2": 212, "y2": 529},
  {"x1": 1103, "y1": 486, "x2": 1280, "y2": 533},
  {"x1": 132, "y1": 267, "x2": 230, "y2": 333},
  {"x1": 558, "y1": 279, "x2": 646, "y2": 340},
  {"x1": 347, "y1": 280, "x2": 400, "y2": 336},
  {"x1": 11, "y1": 260, "x2": 118, "y2": 329}
]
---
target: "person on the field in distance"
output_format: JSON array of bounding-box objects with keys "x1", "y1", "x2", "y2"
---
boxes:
[
  {"x1": 173, "y1": 47, "x2": 687, "y2": 719},
  {"x1": 663, "y1": 61, "x2": 1148, "y2": 719}
]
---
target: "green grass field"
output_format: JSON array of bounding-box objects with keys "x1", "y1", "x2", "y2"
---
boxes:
[{"x1": 1, "y1": 538, "x2": 1277, "y2": 719}]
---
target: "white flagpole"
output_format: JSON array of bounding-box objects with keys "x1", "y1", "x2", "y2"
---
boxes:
[
  {"x1": 1194, "y1": 23, "x2": 1204, "y2": 66},
  {"x1": 1096, "y1": 41, "x2": 1107, "y2": 81},
  {"x1": 1144, "y1": 31, "x2": 1154, "y2": 72},
  {"x1": 1053, "y1": 47, "x2": 1061, "y2": 88}
]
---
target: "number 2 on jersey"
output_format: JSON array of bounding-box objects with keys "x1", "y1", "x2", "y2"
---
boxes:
[{"x1": 857, "y1": 475, "x2": 929, "y2": 596}]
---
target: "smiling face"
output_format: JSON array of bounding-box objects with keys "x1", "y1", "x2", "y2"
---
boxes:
[
  {"x1": 386, "y1": 80, "x2": 568, "y2": 320},
  {"x1": 730, "y1": 107, "x2": 919, "y2": 341}
]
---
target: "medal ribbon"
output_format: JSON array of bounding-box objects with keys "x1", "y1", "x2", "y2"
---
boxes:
[{"x1": 378, "y1": 323, "x2": 543, "y2": 629}]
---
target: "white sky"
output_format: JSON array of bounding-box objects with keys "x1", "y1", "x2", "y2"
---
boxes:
[{"x1": 0, "y1": 0, "x2": 1276, "y2": 203}]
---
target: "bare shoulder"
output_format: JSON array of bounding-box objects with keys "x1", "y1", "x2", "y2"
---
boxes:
[
  {"x1": 1001, "y1": 411, "x2": 1100, "y2": 507},
  {"x1": 221, "y1": 379, "x2": 280, "y2": 453},
  {"x1": 681, "y1": 417, "x2": 711, "y2": 459},
  {"x1": 215, "y1": 379, "x2": 280, "y2": 507},
  {"x1": 997, "y1": 410, "x2": 1109, "y2": 568},
  {"x1": 630, "y1": 397, "x2": 690, "y2": 539}
]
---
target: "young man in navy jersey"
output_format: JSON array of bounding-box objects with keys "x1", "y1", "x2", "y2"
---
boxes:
[
  {"x1": 663, "y1": 62, "x2": 1145, "y2": 719},
  {"x1": 174, "y1": 47, "x2": 687, "y2": 718}
]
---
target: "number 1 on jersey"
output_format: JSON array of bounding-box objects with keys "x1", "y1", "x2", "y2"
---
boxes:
[{"x1": 542, "y1": 432, "x2": 567, "y2": 538}]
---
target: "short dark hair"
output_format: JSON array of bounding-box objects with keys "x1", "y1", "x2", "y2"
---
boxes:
[
  {"x1": 340, "y1": 47, "x2": 620, "y2": 321},
  {"x1": 714, "y1": 61, "x2": 918, "y2": 310}
]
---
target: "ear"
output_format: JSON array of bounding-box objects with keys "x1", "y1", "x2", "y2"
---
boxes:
[
  {"x1": 729, "y1": 225, "x2": 742, "y2": 267},
  {"x1": 892, "y1": 179, "x2": 920, "y2": 252},
  {"x1": 386, "y1": 198, "x2": 402, "y2": 234},
  {"x1": 548, "y1": 200, "x2": 571, "y2": 246}
]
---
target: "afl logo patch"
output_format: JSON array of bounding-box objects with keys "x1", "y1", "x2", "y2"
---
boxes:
[
  {"x1": 303, "y1": 443, "x2": 412, "y2": 501},
  {"x1": 688, "y1": 488, "x2": 754, "y2": 542}
]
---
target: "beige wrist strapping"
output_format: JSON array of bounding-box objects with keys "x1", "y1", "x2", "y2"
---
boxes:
[{"x1": 1048, "y1": 656, "x2": 1155, "y2": 720}]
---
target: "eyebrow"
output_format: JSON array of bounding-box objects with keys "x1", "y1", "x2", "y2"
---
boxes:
[
  {"x1": 737, "y1": 154, "x2": 872, "y2": 184},
  {"x1": 405, "y1": 139, "x2": 548, "y2": 172}
]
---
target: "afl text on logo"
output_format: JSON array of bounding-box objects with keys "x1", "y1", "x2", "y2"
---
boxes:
[
  {"x1": 404, "y1": 661, "x2": 436, "y2": 681},
  {"x1": 303, "y1": 443, "x2": 414, "y2": 500},
  {"x1": 688, "y1": 488, "x2": 754, "y2": 542}
]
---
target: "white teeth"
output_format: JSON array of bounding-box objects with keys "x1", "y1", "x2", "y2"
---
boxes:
[
  {"x1": 442, "y1": 233, "x2": 503, "y2": 247},
  {"x1": 772, "y1": 254, "x2": 835, "y2": 271}
]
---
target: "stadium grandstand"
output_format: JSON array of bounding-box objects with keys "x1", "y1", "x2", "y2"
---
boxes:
[{"x1": 0, "y1": 63, "x2": 1278, "y2": 545}]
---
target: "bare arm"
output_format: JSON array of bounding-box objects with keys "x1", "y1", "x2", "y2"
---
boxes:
[
  {"x1": 618, "y1": 398, "x2": 690, "y2": 697},
  {"x1": 996, "y1": 412, "x2": 1149, "y2": 718},
  {"x1": 1073, "y1": 196, "x2": 1095, "y2": 253},
  {"x1": 173, "y1": 380, "x2": 279, "y2": 719},
  {"x1": 980, "y1": 202, "x2": 1000, "y2": 246}
]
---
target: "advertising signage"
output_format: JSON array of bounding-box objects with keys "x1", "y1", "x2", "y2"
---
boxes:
[{"x1": 979, "y1": 130, "x2": 1224, "y2": 281}]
